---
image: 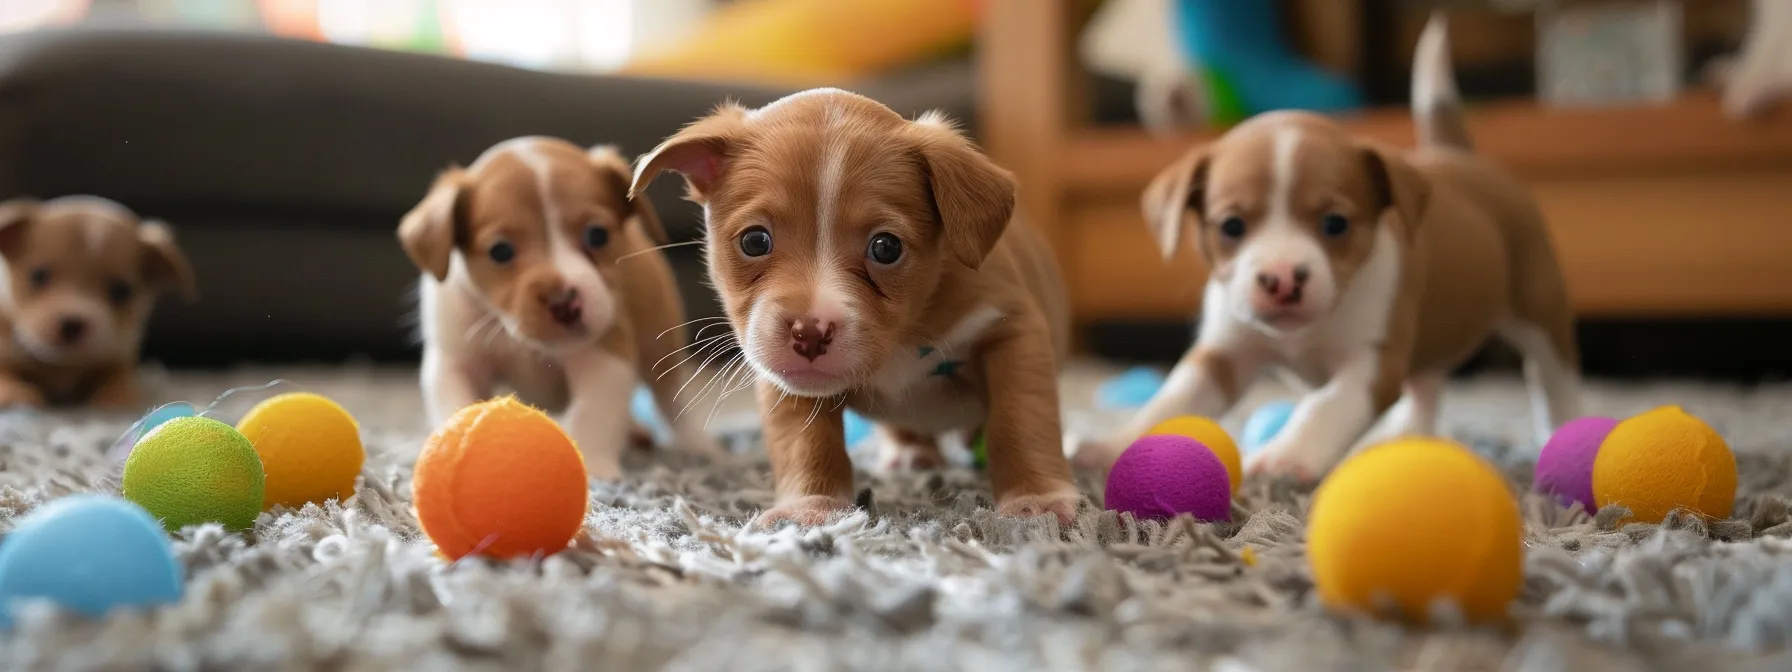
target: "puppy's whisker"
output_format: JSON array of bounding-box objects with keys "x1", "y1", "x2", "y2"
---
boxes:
[
  {"x1": 656, "y1": 334, "x2": 735, "y2": 381},
  {"x1": 702, "y1": 353, "x2": 750, "y2": 430},
  {"x1": 802, "y1": 396, "x2": 824, "y2": 431},
  {"x1": 673, "y1": 337, "x2": 738, "y2": 401},
  {"x1": 656, "y1": 315, "x2": 728, "y2": 341},
  {"x1": 652, "y1": 332, "x2": 729, "y2": 377},
  {"x1": 614, "y1": 240, "x2": 704, "y2": 264},
  {"x1": 690, "y1": 321, "x2": 732, "y2": 344},
  {"x1": 461, "y1": 313, "x2": 498, "y2": 344},
  {"x1": 679, "y1": 353, "x2": 741, "y2": 423}
]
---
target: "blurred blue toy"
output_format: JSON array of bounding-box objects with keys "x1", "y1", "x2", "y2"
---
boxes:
[
  {"x1": 1242, "y1": 399, "x2": 1297, "y2": 453},
  {"x1": 0, "y1": 495, "x2": 182, "y2": 628},
  {"x1": 1096, "y1": 367, "x2": 1166, "y2": 410},
  {"x1": 630, "y1": 386, "x2": 673, "y2": 444},
  {"x1": 1169, "y1": 0, "x2": 1363, "y2": 124},
  {"x1": 843, "y1": 409, "x2": 873, "y2": 450}
]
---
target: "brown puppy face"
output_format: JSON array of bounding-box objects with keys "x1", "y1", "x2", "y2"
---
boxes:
[
  {"x1": 0, "y1": 197, "x2": 196, "y2": 366},
  {"x1": 630, "y1": 89, "x2": 1013, "y2": 397},
  {"x1": 399, "y1": 138, "x2": 667, "y2": 351},
  {"x1": 1142, "y1": 112, "x2": 1428, "y2": 332}
]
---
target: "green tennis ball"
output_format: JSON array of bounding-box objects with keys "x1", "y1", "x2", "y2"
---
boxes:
[
  {"x1": 123, "y1": 416, "x2": 266, "y2": 532},
  {"x1": 969, "y1": 428, "x2": 988, "y2": 470}
]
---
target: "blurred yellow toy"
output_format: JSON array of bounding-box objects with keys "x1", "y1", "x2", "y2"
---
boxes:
[{"x1": 1307, "y1": 437, "x2": 1522, "y2": 624}]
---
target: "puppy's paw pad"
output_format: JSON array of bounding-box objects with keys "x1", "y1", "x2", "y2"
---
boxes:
[
  {"x1": 757, "y1": 495, "x2": 855, "y2": 528},
  {"x1": 997, "y1": 491, "x2": 1080, "y2": 526}
]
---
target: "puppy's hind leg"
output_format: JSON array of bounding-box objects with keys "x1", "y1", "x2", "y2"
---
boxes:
[
  {"x1": 1350, "y1": 372, "x2": 1446, "y2": 454},
  {"x1": 874, "y1": 425, "x2": 946, "y2": 473},
  {"x1": 1497, "y1": 318, "x2": 1583, "y2": 446}
]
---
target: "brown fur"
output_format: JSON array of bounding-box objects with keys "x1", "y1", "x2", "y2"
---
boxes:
[
  {"x1": 633, "y1": 89, "x2": 1079, "y2": 525},
  {"x1": 0, "y1": 196, "x2": 195, "y2": 408}
]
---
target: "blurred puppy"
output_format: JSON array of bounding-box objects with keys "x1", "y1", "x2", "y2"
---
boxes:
[
  {"x1": 0, "y1": 196, "x2": 196, "y2": 408},
  {"x1": 631, "y1": 88, "x2": 1080, "y2": 526},
  {"x1": 1076, "y1": 15, "x2": 1581, "y2": 479},
  {"x1": 401, "y1": 137, "x2": 724, "y2": 480}
]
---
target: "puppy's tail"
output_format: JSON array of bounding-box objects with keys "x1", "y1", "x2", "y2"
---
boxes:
[{"x1": 1412, "y1": 12, "x2": 1473, "y2": 153}]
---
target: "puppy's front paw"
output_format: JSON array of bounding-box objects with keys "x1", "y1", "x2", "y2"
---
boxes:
[
  {"x1": 757, "y1": 495, "x2": 855, "y2": 528},
  {"x1": 996, "y1": 489, "x2": 1081, "y2": 526},
  {"x1": 0, "y1": 380, "x2": 45, "y2": 409},
  {"x1": 583, "y1": 454, "x2": 623, "y2": 482},
  {"x1": 1244, "y1": 442, "x2": 1330, "y2": 483},
  {"x1": 876, "y1": 440, "x2": 944, "y2": 473}
]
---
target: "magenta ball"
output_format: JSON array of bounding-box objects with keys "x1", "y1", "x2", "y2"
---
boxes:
[
  {"x1": 1533, "y1": 416, "x2": 1620, "y2": 512},
  {"x1": 1104, "y1": 434, "x2": 1231, "y2": 522}
]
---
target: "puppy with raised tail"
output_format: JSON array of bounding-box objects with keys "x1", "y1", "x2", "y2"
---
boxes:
[
  {"x1": 631, "y1": 89, "x2": 1081, "y2": 526},
  {"x1": 0, "y1": 196, "x2": 196, "y2": 409},
  {"x1": 1077, "y1": 15, "x2": 1582, "y2": 479},
  {"x1": 400, "y1": 137, "x2": 724, "y2": 479}
]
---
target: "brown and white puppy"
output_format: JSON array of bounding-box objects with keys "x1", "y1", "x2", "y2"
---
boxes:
[
  {"x1": 400, "y1": 137, "x2": 724, "y2": 479},
  {"x1": 1077, "y1": 16, "x2": 1582, "y2": 479},
  {"x1": 631, "y1": 89, "x2": 1081, "y2": 525},
  {"x1": 0, "y1": 196, "x2": 196, "y2": 408}
]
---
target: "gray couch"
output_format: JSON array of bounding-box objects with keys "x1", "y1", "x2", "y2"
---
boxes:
[{"x1": 0, "y1": 28, "x2": 980, "y2": 365}]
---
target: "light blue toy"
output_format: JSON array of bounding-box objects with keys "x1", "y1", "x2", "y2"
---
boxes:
[
  {"x1": 630, "y1": 386, "x2": 674, "y2": 445},
  {"x1": 0, "y1": 495, "x2": 183, "y2": 628},
  {"x1": 1096, "y1": 366, "x2": 1166, "y2": 410},
  {"x1": 1242, "y1": 400, "x2": 1297, "y2": 453},
  {"x1": 843, "y1": 409, "x2": 873, "y2": 450},
  {"x1": 1169, "y1": 0, "x2": 1364, "y2": 125}
]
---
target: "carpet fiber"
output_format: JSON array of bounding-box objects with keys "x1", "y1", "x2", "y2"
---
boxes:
[{"x1": 1, "y1": 364, "x2": 1790, "y2": 671}]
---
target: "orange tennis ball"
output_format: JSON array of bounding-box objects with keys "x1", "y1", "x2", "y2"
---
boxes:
[
  {"x1": 236, "y1": 392, "x2": 365, "y2": 510},
  {"x1": 1592, "y1": 405, "x2": 1736, "y2": 523},
  {"x1": 1307, "y1": 437, "x2": 1522, "y2": 624},
  {"x1": 1147, "y1": 416, "x2": 1241, "y2": 494},
  {"x1": 412, "y1": 396, "x2": 589, "y2": 560}
]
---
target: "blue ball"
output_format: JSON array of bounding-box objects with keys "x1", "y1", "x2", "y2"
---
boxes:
[
  {"x1": 0, "y1": 495, "x2": 183, "y2": 627},
  {"x1": 1096, "y1": 367, "x2": 1166, "y2": 410},
  {"x1": 843, "y1": 409, "x2": 873, "y2": 449},
  {"x1": 1242, "y1": 400, "x2": 1297, "y2": 453},
  {"x1": 629, "y1": 386, "x2": 672, "y2": 444},
  {"x1": 140, "y1": 402, "x2": 196, "y2": 436}
]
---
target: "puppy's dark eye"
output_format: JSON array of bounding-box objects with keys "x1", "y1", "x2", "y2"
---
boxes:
[
  {"x1": 108, "y1": 278, "x2": 133, "y2": 305},
  {"x1": 28, "y1": 267, "x2": 49, "y2": 288},
  {"x1": 1321, "y1": 214, "x2": 1350, "y2": 238},
  {"x1": 739, "y1": 226, "x2": 772, "y2": 257},
  {"x1": 867, "y1": 232, "x2": 903, "y2": 265},
  {"x1": 1218, "y1": 217, "x2": 1247, "y2": 239},
  {"x1": 582, "y1": 225, "x2": 609, "y2": 250},
  {"x1": 488, "y1": 241, "x2": 516, "y2": 264}
]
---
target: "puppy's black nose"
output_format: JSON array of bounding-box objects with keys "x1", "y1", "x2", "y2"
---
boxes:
[
  {"x1": 545, "y1": 288, "x2": 582, "y2": 327},
  {"x1": 57, "y1": 317, "x2": 87, "y2": 345}
]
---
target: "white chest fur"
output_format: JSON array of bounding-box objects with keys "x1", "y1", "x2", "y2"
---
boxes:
[{"x1": 850, "y1": 305, "x2": 1004, "y2": 434}]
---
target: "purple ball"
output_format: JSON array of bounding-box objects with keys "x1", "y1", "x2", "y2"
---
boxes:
[
  {"x1": 1533, "y1": 416, "x2": 1620, "y2": 513},
  {"x1": 1104, "y1": 435, "x2": 1231, "y2": 522}
]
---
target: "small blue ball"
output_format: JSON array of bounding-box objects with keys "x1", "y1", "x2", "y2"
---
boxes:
[
  {"x1": 1096, "y1": 367, "x2": 1166, "y2": 410},
  {"x1": 1242, "y1": 400, "x2": 1297, "y2": 453},
  {"x1": 0, "y1": 495, "x2": 183, "y2": 628},
  {"x1": 629, "y1": 386, "x2": 672, "y2": 444},
  {"x1": 843, "y1": 409, "x2": 873, "y2": 449},
  {"x1": 140, "y1": 402, "x2": 195, "y2": 437}
]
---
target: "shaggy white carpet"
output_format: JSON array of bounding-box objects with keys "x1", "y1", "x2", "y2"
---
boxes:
[{"x1": 0, "y1": 363, "x2": 1789, "y2": 671}]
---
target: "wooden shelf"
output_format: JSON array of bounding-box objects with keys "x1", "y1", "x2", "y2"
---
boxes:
[{"x1": 1059, "y1": 92, "x2": 1792, "y2": 196}]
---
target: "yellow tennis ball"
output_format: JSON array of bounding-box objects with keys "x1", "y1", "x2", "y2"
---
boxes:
[
  {"x1": 122, "y1": 416, "x2": 266, "y2": 532},
  {"x1": 1307, "y1": 437, "x2": 1522, "y2": 624},
  {"x1": 1147, "y1": 416, "x2": 1241, "y2": 493},
  {"x1": 1592, "y1": 405, "x2": 1735, "y2": 523},
  {"x1": 236, "y1": 392, "x2": 366, "y2": 510}
]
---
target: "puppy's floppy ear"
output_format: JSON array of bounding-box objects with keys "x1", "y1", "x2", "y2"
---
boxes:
[
  {"x1": 908, "y1": 112, "x2": 1016, "y2": 269},
  {"x1": 138, "y1": 219, "x2": 198, "y2": 301},
  {"x1": 1140, "y1": 146, "x2": 1209, "y2": 262},
  {"x1": 0, "y1": 197, "x2": 40, "y2": 257},
  {"x1": 398, "y1": 168, "x2": 467, "y2": 281},
  {"x1": 590, "y1": 145, "x2": 668, "y2": 245},
  {"x1": 1360, "y1": 143, "x2": 1430, "y2": 241},
  {"x1": 630, "y1": 102, "x2": 749, "y2": 204}
]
